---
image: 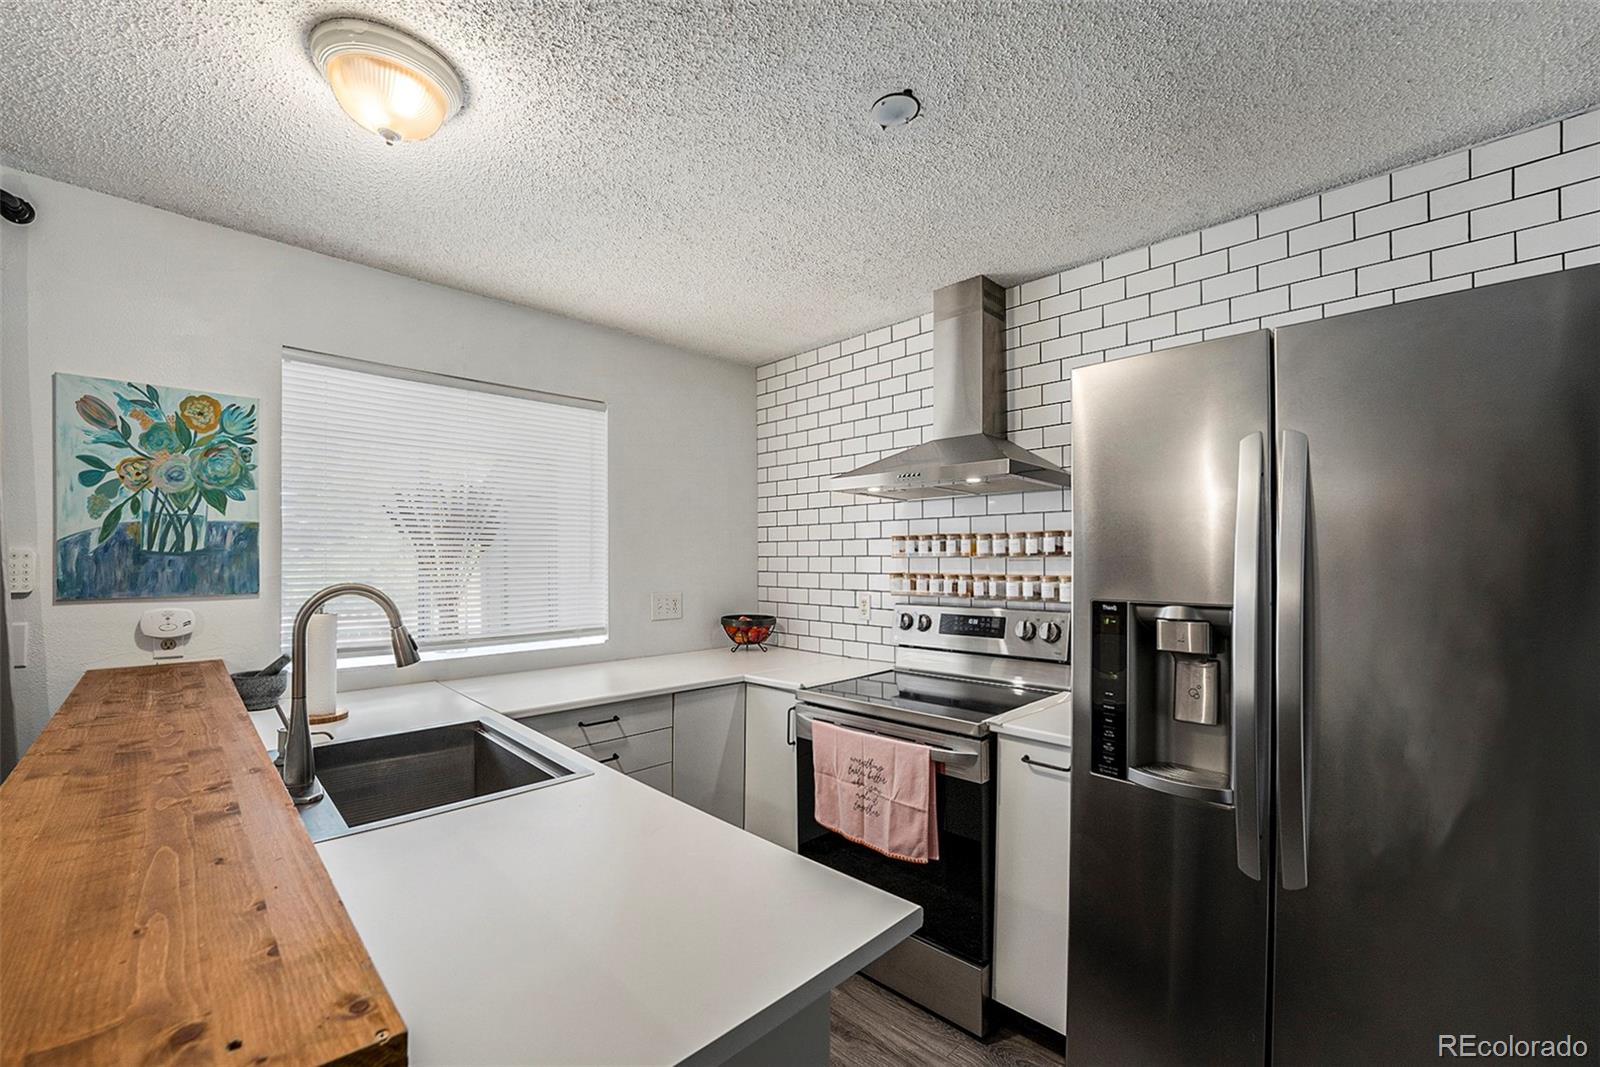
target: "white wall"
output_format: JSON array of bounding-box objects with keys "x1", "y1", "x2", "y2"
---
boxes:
[
  {"x1": 0, "y1": 171, "x2": 756, "y2": 761},
  {"x1": 756, "y1": 106, "x2": 1600, "y2": 662}
]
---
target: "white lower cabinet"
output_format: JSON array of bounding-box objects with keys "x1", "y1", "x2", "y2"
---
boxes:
[
  {"x1": 672, "y1": 685, "x2": 746, "y2": 825},
  {"x1": 993, "y1": 734, "x2": 1071, "y2": 1033},
  {"x1": 742, "y1": 685, "x2": 798, "y2": 850}
]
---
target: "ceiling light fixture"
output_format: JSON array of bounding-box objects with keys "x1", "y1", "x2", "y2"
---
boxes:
[
  {"x1": 309, "y1": 18, "x2": 463, "y2": 144},
  {"x1": 870, "y1": 89, "x2": 921, "y2": 130}
]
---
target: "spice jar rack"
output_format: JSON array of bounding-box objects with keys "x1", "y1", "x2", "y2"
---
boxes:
[
  {"x1": 889, "y1": 528, "x2": 1072, "y2": 605},
  {"x1": 891, "y1": 529, "x2": 1071, "y2": 560}
]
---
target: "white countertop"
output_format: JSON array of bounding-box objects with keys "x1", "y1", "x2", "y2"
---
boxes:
[
  {"x1": 988, "y1": 691, "x2": 1073, "y2": 747},
  {"x1": 249, "y1": 647, "x2": 918, "y2": 1066},
  {"x1": 440, "y1": 646, "x2": 883, "y2": 717}
]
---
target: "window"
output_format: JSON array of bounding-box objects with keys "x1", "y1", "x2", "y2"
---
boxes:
[{"x1": 281, "y1": 351, "x2": 607, "y2": 659}]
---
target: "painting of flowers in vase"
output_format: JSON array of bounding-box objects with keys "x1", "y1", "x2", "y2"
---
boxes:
[{"x1": 54, "y1": 373, "x2": 260, "y2": 600}]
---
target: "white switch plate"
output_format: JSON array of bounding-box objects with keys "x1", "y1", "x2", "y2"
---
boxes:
[
  {"x1": 855, "y1": 593, "x2": 872, "y2": 622},
  {"x1": 650, "y1": 592, "x2": 683, "y2": 621},
  {"x1": 6, "y1": 547, "x2": 36, "y2": 596},
  {"x1": 9, "y1": 621, "x2": 27, "y2": 668}
]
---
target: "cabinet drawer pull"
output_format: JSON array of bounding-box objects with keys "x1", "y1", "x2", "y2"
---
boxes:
[
  {"x1": 787, "y1": 706, "x2": 797, "y2": 746},
  {"x1": 598, "y1": 753, "x2": 622, "y2": 766},
  {"x1": 1021, "y1": 753, "x2": 1071, "y2": 774},
  {"x1": 578, "y1": 714, "x2": 621, "y2": 728}
]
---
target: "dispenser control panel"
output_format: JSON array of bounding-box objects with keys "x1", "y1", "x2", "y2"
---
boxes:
[{"x1": 1091, "y1": 601, "x2": 1128, "y2": 779}]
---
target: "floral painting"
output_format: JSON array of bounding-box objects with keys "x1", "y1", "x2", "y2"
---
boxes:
[{"x1": 54, "y1": 373, "x2": 260, "y2": 600}]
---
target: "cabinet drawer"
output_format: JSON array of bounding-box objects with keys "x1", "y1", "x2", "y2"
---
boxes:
[
  {"x1": 576, "y1": 726, "x2": 673, "y2": 775},
  {"x1": 629, "y1": 762, "x2": 673, "y2": 795},
  {"x1": 519, "y1": 695, "x2": 673, "y2": 748}
]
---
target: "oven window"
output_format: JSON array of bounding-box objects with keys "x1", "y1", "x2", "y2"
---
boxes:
[{"x1": 796, "y1": 736, "x2": 994, "y2": 965}]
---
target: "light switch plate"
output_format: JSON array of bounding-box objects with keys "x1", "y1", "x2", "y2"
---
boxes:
[
  {"x1": 6, "y1": 547, "x2": 36, "y2": 596},
  {"x1": 650, "y1": 592, "x2": 683, "y2": 621}
]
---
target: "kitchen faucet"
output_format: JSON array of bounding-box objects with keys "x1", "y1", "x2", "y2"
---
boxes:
[{"x1": 281, "y1": 583, "x2": 421, "y2": 805}]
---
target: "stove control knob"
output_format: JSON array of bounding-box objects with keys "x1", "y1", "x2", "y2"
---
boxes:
[
  {"x1": 917, "y1": 614, "x2": 933, "y2": 632},
  {"x1": 898, "y1": 612, "x2": 915, "y2": 631},
  {"x1": 1043, "y1": 622, "x2": 1063, "y2": 644},
  {"x1": 1015, "y1": 620, "x2": 1038, "y2": 641}
]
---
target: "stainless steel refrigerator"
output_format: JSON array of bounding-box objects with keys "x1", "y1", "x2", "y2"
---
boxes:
[{"x1": 1067, "y1": 265, "x2": 1600, "y2": 1065}]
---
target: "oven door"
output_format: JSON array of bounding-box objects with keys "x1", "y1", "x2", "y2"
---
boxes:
[{"x1": 794, "y1": 703, "x2": 995, "y2": 966}]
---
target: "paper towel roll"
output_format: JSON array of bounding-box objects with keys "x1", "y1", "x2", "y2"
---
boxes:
[{"x1": 305, "y1": 612, "x2": 339, "y2": 716}]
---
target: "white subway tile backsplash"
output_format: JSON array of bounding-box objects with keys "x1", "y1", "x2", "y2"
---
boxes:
[
  {"x1": 1515, "y1": 145, "x2": 1600, "y2": 196},
  {"x1": 1201, "y1": 215, "x2": 1258, "y2": 252},
  {"x1": 1058, "y1": 261, "x2": 1103, "y2": 292},
  {"x1": 1258, "y1": 196, "x2": 1321, "y2": 236},
  {"x1": 1356, "y1": 193, "x2": 1429, "y2": 237},
  {"x1": 1471, "y1": 192, "x2": 1559, "y2": 238},
  {"x1": 1322, "y1": 174, "x2": 1390, "y2": 217},
  {"x1": 1174, "y1": 248, "x2": 1231, "y2": 284},
  {"x1": 1517, "y1": 214, "x2": 1600, "y2": 259},
  {"x1": 1202, "y1": 266, "x2": 1258, "y2": 303},
  {"x1": 1432, "y1": 234, "x2": 1515, "y2": 279},
  {"x1": 1104, "y1": 247, "x2": 1150, "y2": 279},
  {"x1": 1471, "y1": 123, "x2": 1561, "y2": 176},
  {"x1": 1392, "y1": 214, "x2": 1468, "y2": 257},
  {"x1": 1081, "y1": 277, "x2": 1125, "y2": 308},
  {"x1": 1430, "y1": 171, "x2": 1511, "y2": 218},
  {"x1": 1258, "y1": 251, "x2": 1322, "y2": 288},
  {"x1": 1290, "y1": 270, "x2": 1356, "y2": 309},
  {"x1": 1289, "y1": 215, "x2": 1354, "y2": 255},
  {"x1": 1229, "y1": 233, "x2": 1289, "y2": 271},
  {"x1": 1392, "y1": 151, "x2": 1469, "y2": 198},
  {"x1": 1358, "y1": 253, "x2": 1431, "y2": 294},
  {"x1": 1321, "y1": 233, "x2": 1390, "y2": 274},
  {"x1": 1150, "y1": 231, "x2": 1201, "y2": 267},
  {"x1": 1567, "y1": 110, "x2": 1600, "y2": 150},
  {"x1": 757, "y1": 106, "x2": 1600, "y2": 662},
  {"x1": 1150, "y1": 281, "x2": 1203, "y2": 314},
  {"x1": 1562, "y1": 177, "x2": 1600, "y2": 218}
]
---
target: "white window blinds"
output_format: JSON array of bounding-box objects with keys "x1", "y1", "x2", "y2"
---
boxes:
[{"x1": 281, "y1": 352, "x2": 607, "y2": 656}]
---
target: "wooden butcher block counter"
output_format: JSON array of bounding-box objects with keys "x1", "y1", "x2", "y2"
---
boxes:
[{"x1": 0, "y1": 660, "x2": 404, "y2": 1065}]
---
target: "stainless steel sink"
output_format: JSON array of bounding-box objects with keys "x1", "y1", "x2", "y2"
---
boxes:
[{"x1": 291, "y1": 717, "x2": 590, "y2": 843}]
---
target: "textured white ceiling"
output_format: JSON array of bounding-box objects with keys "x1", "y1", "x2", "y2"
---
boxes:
[{"x1": 3, "y1": 2, "x2": 1599, "y2": 364}]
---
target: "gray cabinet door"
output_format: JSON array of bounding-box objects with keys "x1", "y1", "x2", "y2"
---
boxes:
[
  {"x1": 1271, "y1": 267, "x2": 1600, "y2": 1064},
  {"x1": 672, "y1": 685, "x2": 746, "y2": 825},
  {"x1": 743, "y1": 685, "x2": 798, "y2": 849}
]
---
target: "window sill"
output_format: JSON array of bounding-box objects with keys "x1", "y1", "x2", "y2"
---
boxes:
[{"x1": 335, "y1": 633, "x2": 607, "y2": 670}]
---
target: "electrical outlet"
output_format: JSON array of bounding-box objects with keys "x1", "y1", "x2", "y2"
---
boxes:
[
  {"x1": 855, "y1": 593, "x2": 872, "y2": 622},
  {"x1": 650, "y1": 592, "x2": 683, "y2": 621}
]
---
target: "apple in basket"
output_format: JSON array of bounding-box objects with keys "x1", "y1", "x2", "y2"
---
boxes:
[{"x1": 721, "y1": 613, "x2": 776, "y2": 647}]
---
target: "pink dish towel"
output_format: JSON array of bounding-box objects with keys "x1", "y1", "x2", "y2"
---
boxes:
[{"x1": 812, "y1": 720, "x2": 939, "y2": 864}]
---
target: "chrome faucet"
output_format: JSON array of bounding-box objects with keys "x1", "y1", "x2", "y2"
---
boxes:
[{"x1": 282, "y1": 582, "x2": 421, "y2": 805}]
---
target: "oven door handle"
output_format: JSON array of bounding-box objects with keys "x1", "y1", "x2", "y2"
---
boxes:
[{"x1": 794, "y1": 707, "x2": 990, "y2": 783}]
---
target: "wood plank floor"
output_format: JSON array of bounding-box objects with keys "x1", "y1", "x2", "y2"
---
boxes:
[{"x1": 830, "y1": 976, "x2": 1065, "y2": 1067}]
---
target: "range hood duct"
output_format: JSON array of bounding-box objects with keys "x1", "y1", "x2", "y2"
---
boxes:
[{"x1": 829, "y1": 275, "x2": 1072, "y2": 500}]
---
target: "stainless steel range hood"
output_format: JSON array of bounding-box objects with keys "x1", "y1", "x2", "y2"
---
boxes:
[{"x1": 830, "y1": 275, "x2": 1072, "y2": 501}]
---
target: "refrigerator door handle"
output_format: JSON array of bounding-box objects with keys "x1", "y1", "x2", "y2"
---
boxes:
[
  {"x1": 1232, "y1": 431, "x2": 1266, "y2": 880},
  {"x1": 1277, "y1": 429, "x2": 1311, "y2": 891}
]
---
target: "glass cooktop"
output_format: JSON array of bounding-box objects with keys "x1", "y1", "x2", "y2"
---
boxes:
[{"x1": 805, "y1": 670, "x2": 1056, "y2": 727}]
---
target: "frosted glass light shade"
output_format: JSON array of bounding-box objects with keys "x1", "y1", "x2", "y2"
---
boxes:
[{"x1": 310, "y1": 19, "x2": 462, "y2": 144}]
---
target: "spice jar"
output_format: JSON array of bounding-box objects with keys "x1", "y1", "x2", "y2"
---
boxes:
[
  {"x1": 1021, "y1": 575, "x2": 1039, "y2": 600},
  {"x1": 1058, "y1": 575, "x2": 1072, "y2": 601},
  {"x1": 975, "y1": 532, "x2": 993, "y2": 557},
  {"x1": 1007, "y1": 532, "x2": 1025, "y2": 556},
  {"x1": 930, "y1": 573, "x2": 947, "y2": 595},
  {"x1": 1004, "y1": 574, "x2": 1023, "y2": 599},
  {"x1": 959, "y1": 532, "x2": 976, "y2": 557},
  {"x1": 1041, "y1": 576, "x2": 1060, "y2": 601},
  {"x1": 950, "y1": 573, "x2": 971, "y2": 597},
  {"x1": 892, "y1": 534, "x2": 909, "y2": 557},
  {"x1": 1042, "y1": 529, "x2": 1065, "y2": 555},
  {"x1": 890, "y1": 572, "x2": 908, "y2": 594},
  {"x1": 992, "y1": 533, "x2": 1009, "y2": 557},
  {"x1": 1024, "y1": 530, "x2": 1042, "y2": 555}
]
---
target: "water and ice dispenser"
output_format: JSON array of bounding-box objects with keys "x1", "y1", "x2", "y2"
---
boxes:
[{"x1": 1090, "y1": 600, "x2": 1235, "y2": 804}]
